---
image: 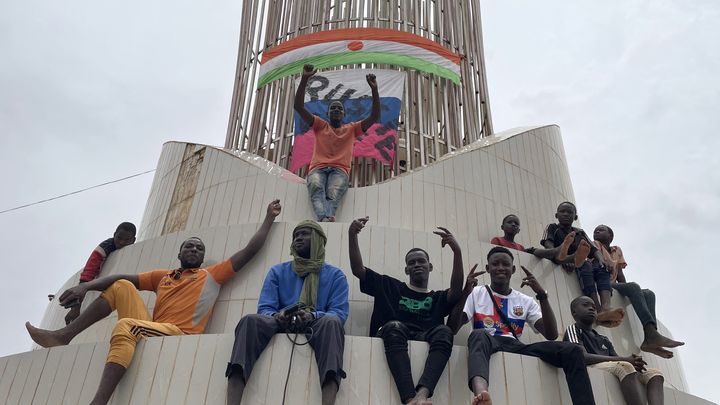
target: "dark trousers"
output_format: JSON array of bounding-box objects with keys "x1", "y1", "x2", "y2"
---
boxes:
[
  {"x1": 378, "y1": 321, "x2": 454, "y2": 403},
  {"x1": 226, "y1": 314, "x2": 346, "y2": 386},
  {"x1": 612, "y1": 282, "x2": 657, "y2": 327},
  {"x1": 577, "y1": 261, "x2": 611, "y2": 296},
  {"x1": 468, "y1": 331, "x2": 596, "y2": 405}
]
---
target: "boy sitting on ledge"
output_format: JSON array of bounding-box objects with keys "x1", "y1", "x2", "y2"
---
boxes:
[
  {"x1": 593, "y1": 224, "x2": 683, "y2": 358},
  {"x1": 565, "y1": 296, "x2": 665, "y2": 405},
  {"x1": 65, "y1": 222, "x2": 137, "y2": 325},
  {"x1": 448, "y1": 246, "x2": 597, "y2": 405},
  {"x1": 530, "y1": 201, "x2": 624, "y2": 327}
]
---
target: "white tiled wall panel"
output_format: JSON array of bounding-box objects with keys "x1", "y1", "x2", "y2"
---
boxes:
[
  {"x1": 11, "y1": 127, "x2": 712, "y2": 404},
  {"x1": 3, "y1": 336, "x2": 715, "y2": 405}
]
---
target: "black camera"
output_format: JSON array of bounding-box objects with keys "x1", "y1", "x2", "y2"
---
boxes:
[{"x1": 280, "y1": 303, "x2": 302, "y2": 317}]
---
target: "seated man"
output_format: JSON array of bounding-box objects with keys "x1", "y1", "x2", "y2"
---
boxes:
[
  {"x1": 26, "y1": 200, "x2": 282, "y2": 405},
  {"x1": 447, "y1": 246, "x2": 596, "y2": 405},
  {"x1": 66, "y1": 221, "x2": 137, "y2": 324},
  {"x1": 349, "y1": 216, "x2": 464, "y2": 404},
  {"x1": 226, "y1": 220, "x2": 349, "y2": 405},
  {"x1": 565, "y1": 296, "x2": 665, "y2": 405},
  {"x1": 593, "y1": 224, "x2": 683, "y2": 358},
  {"x1": 294, "y1": 64, "x2": 380, "y2": 222},
  {"x1": 530, "y1": 201, "x2": 624, "y2": 326}
]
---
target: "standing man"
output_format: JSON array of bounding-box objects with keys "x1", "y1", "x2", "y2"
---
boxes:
[
  {"x1": 447, "y1": 246, "x2": 597, "y2": 405},
  {"x1": 25, "y1": 200, "x2": 283, "y2": 405},
  {"x1": 349, "y1": 216, "x2": 464, "y2": 404},
  {"x1": 294, "y1": 64, "x2": 380, "y2": 222},
  {"x1": 226, "y1": 220, "x2": 349, "y2": 405}
]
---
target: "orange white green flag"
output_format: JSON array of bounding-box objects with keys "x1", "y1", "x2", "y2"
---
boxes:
[{"x1": 258, "y1": 27, "x2": 462, "y2": 88}]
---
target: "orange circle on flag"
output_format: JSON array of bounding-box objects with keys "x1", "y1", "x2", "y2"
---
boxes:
[{"x1": 347, "y1": 41, "x2": 364, "y2": 51}]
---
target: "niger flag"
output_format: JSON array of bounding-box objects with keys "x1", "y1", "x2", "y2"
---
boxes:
[{"x1": 258, "y1": 28, "x2": 462, "y2": 88}]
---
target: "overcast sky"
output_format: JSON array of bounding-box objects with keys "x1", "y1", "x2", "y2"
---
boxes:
[{"x1": 1, "y1": 0, "x2": 718, "y2": 402}]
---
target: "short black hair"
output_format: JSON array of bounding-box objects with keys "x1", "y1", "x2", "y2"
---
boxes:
[
  {"x1": 557, "y1": 201, "x2": 577, "y2": 213},
  {"x1": 501, "y1": 214, "x2": 519, "y2": 224},
  {"x1": 595, "y1": 224, "x2": 614, "y2": 243},
  {"x1": 179, "y1": 237, "x2": 204, "y2": 253},
  {"x1": 405, "y1": 248, "x2": 430, "y2": 263},
  {"x1": 116, "y1": 222, "x2": 137, "y2": 235},
  {"x1": 570, "y1": 295, "x2": 593, "y2": 312},
  {"x1": 487, "y1": 246, "x2": 513, "y2": 262}
]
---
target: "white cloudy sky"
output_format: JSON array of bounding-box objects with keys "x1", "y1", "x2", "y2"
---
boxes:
[{"x1": 1, "y1": 0, "x2": 718, "y2": 402}]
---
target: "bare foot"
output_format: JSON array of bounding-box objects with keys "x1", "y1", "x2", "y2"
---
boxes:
[
  {"x1": 574, "y1": 239, "x2": 591, "y2": 267},
  {"x1": 644, "y1": 326, "x2": 685, "y2": 348},
  {"x1": 640, "y1": 343, "x2": 674, "y2": 359},
  {"x1": 597, "y1": 308, "x2": 624, "y2": 323},
  {"x1": 471, "y1": 391, "x2": 492, "y2": 405},
  {"x1": 25, "y1": 322, "x2": 69, "y2": 347},
  {"x1": 556, "y1": 231, "x2": 576, "y2": 262},
  {"x1": 596, "y1": 319, "x2": 623, "y2": 328}
]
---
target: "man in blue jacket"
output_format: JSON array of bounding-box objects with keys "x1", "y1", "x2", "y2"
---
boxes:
[{"x1": 226, "y1": 220, "x2": 349, "y2": 405}]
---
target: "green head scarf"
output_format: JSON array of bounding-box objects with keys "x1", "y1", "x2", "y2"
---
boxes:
[{"x1": 290, "y1": 220, "x2": 327, "y2": 311}]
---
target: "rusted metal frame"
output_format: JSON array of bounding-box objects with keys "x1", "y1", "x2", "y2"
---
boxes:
[
  {"x1": 457, "y1": 0, "x2": 477, "y2": 142},
  {"x1": 232, "y1": 0, "x2": 260, "y2": 150},
  {"x1": 242, "y1": 1, "x2": 268, "y2": 151},
  {"x1": 470, "y1": 0, "x2": 492, "y2": 136},
  {"x1": 224, "y1": 0, "x2": 250, "y2": 148}
]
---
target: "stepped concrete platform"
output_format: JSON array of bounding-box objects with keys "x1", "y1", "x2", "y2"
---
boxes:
[
  {"x1": 3, "y1": 126, "x2": 714, "y2": 404},
  {"x1": 0, "y1": 336, "x2": 713, "y2": 405}
]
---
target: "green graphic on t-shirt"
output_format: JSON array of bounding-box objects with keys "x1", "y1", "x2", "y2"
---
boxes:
[{"x1": 399, "y1": 296, "x2": 433, "y2": 313}]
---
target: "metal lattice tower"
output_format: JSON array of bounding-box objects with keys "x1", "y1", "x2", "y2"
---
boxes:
[{"x1": 224, "y1": 0, "x2": 493, "y2": 186}]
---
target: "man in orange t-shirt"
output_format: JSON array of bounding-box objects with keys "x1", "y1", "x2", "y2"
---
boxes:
[
  {"x1": 294, "y1": 64, "x2": 380, "y2": 222},
  {"x1": 25, "y1": 200, "x2": 283, "y2": 405}
]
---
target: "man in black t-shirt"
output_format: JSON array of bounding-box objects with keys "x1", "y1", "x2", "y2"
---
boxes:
[{"x1": 349, "y1": 217, "x2": 464, "y2": 405}]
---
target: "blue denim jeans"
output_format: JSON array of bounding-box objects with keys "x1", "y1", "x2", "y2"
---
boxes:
[{"x1": 306, "y1": 166, "x2": 349, "y2": 220}]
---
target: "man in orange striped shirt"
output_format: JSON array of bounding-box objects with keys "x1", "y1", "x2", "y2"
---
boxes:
[{"x1": 26, "y1": 200, "x2": 282, "y2": 405}]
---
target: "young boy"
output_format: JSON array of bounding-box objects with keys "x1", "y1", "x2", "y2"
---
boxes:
[
  {"x1": 565, "y1": 296, "x2": 665, "y2": 405},
  {"x1": 447, "y1": 246, "x2": 596, "y2": 405},
  {"x1": 531, "y1": 202, "x2": 624, "y2": 326},
  {"x1": 349, "y1": 216, "x2": 463, "y2": 405},
  {"x1": 593, "y1": 225, "x2": 684, "y2": 358},
  {"x1": 490, "y1": 214, "x2": 525, "y2": 251},
  {"x1": 65, "y1": 222, "x2": 137, "y2": 324}
]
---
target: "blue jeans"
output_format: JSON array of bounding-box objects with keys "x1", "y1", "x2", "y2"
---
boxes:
[
  {"x1": 306, "y1": 167, "x2": 349, "y2": 220},
  {"x1": 576, "y1": 261, "x2": 611, "y2": 296},
  {"x1": 612, "y1": 282, "x2": 657, "y2": 327}
]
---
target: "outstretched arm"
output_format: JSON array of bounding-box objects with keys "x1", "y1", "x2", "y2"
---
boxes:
[
  {"x1": 521, "y1": 265, "x2": 558, "y2": 340},
  {"x1": 447, "y1": 264, "x2": 484, "y2": 334},
  {"x1": 434, "y1": 227, "x2": 464, "y2": 304},
  {"x1": 348, "y1": 217, "x2": 369, "y2": 282},
  {"x1": 229, "y1": 200, "x2": 282, "y2": 272},
  {"x1": 294, "y1": 64, "x2": 317, "y2": 126},
  {"x1": 531, "y1": 239, "x2": 560, "y2": 259},
  {"x1": 360, "y1": 74, "x2": 380, "y2": 132},
  {"x1": 58, "y1": 274, "x2": 140, "y2": 307}
]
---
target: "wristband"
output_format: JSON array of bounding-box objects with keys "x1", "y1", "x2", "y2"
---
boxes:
[{"x1": 536, "y1": 290, "x2": 548, "y2": 301}]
